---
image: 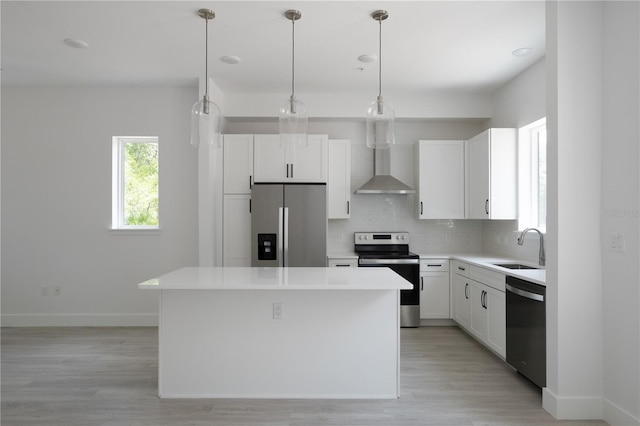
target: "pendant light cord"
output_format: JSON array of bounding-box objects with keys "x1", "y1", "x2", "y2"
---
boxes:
[
  {"x1": 204, "y1": 16, "x2": 209, "y2": 97},
  {"x1": 291, "y1": 17, "x2": 296, "y2": 99},
  {"x1": 378, "y1": 17, "x2": 382, "y2": 98}
]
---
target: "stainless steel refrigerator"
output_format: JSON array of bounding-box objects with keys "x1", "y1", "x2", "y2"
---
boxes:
[{"x1": 251, "y1": 184, "x2": 327, "y2": 267}]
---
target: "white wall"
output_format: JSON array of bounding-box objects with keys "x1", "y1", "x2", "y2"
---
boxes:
[
  {"x1": 1, "y1": 86, "x2": 199, "y2": 326},
  {"x1": 601, "y1": 2, "x2": 640, "y2": 425},
  {"x1": 544, "y1": 0, "x2": 604, "y2": 420}
]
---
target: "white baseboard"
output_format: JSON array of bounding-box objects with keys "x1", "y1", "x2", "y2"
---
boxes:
[
  {"x1": 542, "y1": 388, "x2": 603, "y2": 420},
  {"x1": 604, "y1": 398, "x2": 640, "y2": 426},
  {"x1": 1, "y1": 313, "x2": 158, "y2": 327}
]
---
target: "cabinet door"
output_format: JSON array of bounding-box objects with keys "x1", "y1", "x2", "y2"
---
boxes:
[
  {"x1": 223, "y1": 194, "x2": 251, "y2": 266},
  {"x1": 420, "y1": 272, "x2": 450, "y2": 319},
  {"x1": 466, "y1": 131, "x2": 490, "y2": 219},
  {"x1": 452, "y1": 273, "x2": 471, "y2": 329},
  {"x1": 328, "y1": 139, "x2": 351, "y2": 219},
  {"x1": 469, "y1": 281, "x2": 488, "y2": 340},
  {"x1": 289, "y1": 135, "x2": 328, "y2": 183},
  {"x1": 416, "y1": 140, "x2": 465, "y2": 219},
  {"x1": 223, "y1": 135, "x2": 253, "y2": 194},
  {"x1": 485, "y1": 286, "x2": 506, "y2": 358},
  {"x1": 253, "y1": 135, "x2": 287, "y2": 182}
]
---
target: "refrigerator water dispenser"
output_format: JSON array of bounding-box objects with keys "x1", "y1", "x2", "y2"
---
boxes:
[{"x1": 258, "y1": 234, "x2": 277, "y2": 260}]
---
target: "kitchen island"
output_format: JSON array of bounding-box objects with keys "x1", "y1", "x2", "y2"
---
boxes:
[{"x1": 138, "y1": 267, "x2": 412, "y2": 399}]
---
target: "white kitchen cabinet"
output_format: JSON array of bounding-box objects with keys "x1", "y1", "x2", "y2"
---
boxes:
[
  {"x1": 451, "y1": 260, "x2": 506, "y2": 358},
  {"x1": 222, "y1": 194, "x2": 251, "y2": 266},
  {"x1": 253, "y1": 134, "x2": 328, "y2": 183},
  {"x1": 452, "y1": 272, "x2": 471, "y2": 329},
  {"x1": 415, "y1": 140, "x2": 465, "y2": 219},
  {"x1": 327, "y1": 258, "x2": 358, "y2": 267},
  {"x1": 328, "y1": 139, "x2": 351, "y2": 219},
  {"x1": 223, "y1": 135, "x2": 253, "y2": 194},
  {"x1": 466, "y1": 129, "x2": 517, "y2": 219},
  {"x1": 419, "y1": 259, "x2": 450, "y2": 319}
]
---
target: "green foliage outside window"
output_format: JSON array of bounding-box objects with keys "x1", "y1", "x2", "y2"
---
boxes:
[{"x1": 124, "y1": 142, "x2": 159, "y2": 226}]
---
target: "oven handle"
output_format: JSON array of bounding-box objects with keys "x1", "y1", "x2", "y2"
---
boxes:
[
  {"x1": 358, "y1": 258, "x2": 420, "y2": 265},
  {"x1": 506, "y1": 283, "x2": 545, "y2": 302}
]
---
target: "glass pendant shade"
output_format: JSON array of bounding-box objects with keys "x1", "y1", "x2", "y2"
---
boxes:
[
  {"x1": 190, "y1": 95, "x2": 222, "y2": 148},
  {"x1": 366, "y1": 96, "x2": 395, "y2": 149},
  {"x1": 279, "y1": 96, "x2": 308, "y2": 147}
]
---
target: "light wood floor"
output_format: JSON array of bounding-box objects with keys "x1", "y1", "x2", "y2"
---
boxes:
[{"x1": 1, "y1": 326, "x2": 607, "y2": 426}]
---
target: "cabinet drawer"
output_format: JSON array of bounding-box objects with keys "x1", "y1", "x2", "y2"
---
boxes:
[
  {"x1": 452, "y1": 261, "x2": 470, "y2": 277},
  {"x1": 420, "y1": 259, "x2": 449, "y2": 272},
  {"x1": 470, "y1": 265, "x2": 505, "y2": 292},
  {"x1": 327, "y1": 258, "x2": 357, "y2": 268}
]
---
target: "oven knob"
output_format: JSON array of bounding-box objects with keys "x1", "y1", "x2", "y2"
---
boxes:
[
  {"x1": 364, "y1": 235, "x2": 368, "y2": 240},
  {"x1": 401, "y1": 235, "x2": 406, "y2": 240}
]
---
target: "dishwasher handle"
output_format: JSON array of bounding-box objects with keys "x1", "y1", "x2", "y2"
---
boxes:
[{"x1": 506, "y1": 283, "x2": 544, "y2": 302}]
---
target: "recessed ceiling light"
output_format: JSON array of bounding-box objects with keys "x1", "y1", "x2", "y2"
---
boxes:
[
  {"x1": 358, "y1": 54, "x2": 378, "y2": 63},
  {"x1": 63, "y1": 38, "x2": 89, "y2": 49},
  {"x1": 512, "y1": 47, "x2": 533, "y2": 57},
  {"x1": 220, "y1": 55, "x2": 241, "y2": 65}
]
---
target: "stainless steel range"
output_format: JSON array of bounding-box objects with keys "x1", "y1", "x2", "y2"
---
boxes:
[{"x1": 354, "y1": 232, "x2": 420, "y2": 327}]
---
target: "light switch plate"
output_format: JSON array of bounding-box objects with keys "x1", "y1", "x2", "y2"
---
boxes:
[{"x1": 608, "y1": 233, "x2": 626, "y2": 253}]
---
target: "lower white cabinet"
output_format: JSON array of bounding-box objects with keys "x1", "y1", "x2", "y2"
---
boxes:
[
  {"x1": 223, "y1": 194, "x2": 251, "y2": 266},
  {"x1": 452, "y1": 260, "x2": 506, "y2": 358},
  {"x1": 327, "y1": 258, "x2": 358, "y2": 267},
  {"x1": 419, "y1": 259, "x2": 450, "y2": 319}
]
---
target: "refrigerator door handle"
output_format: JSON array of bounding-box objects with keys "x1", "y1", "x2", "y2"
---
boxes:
[
  {"x1": 283, "y1": 207, "x2": 289, "y2": 267},
  {"x1": 278, "y1": 207, "x2": 284, "y2": 267}
]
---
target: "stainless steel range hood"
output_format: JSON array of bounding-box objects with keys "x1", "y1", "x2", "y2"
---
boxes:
[{"x1": 355, "y1": 148, "x2": 415, "y2": 194}]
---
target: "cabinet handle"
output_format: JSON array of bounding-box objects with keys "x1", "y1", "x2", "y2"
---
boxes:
[
  {"x1": 290, "y1": 163, "x2": 294, "y2": 178},
  {"x1": 347, "y1": 201, "x2": 350, "y2": 215},
  {"x1": 421, "y1": 276, "x2": 424, "y2": 291},
  {"x1": 481, "y1": 291, "x2": 487, "y2": 309},
  {"x1": 458, "y1": 266, "x2": 466, "y2": 271},
  {"x1": 420, "y1": 201, "x2": 424, "y2": 215},
  {"x1": 249, "y1": 199, "x2": 252, "y2": 213},
  {"x1": 249, "y1": 175, "x2": 253, "y2": 189},
  {"x1": 427, "y1": 264, "x2": 442, "y2": 267},
  {"x1": 464, "y1": 283, "x2": 469, "y2": 299},
  {"x1": 335, "y1": 264, "x2": 351, "y2": 267},
  {"x1": 485, "y1": 199, "x2": 489, "y2": 215},
  {"x1": 286, "y1": 164, "x2": 290, "y2": 178}
]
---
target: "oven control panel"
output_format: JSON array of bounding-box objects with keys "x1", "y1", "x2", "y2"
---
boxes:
[{"x1": 354, "y1": 232, "x2": 409, "y2": 245}]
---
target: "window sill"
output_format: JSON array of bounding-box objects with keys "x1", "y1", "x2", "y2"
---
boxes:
[{"x1": 109, "y1": 228, "x2": 161, "y2": 236}]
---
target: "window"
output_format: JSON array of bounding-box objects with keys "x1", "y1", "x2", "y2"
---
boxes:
[
  {"x1": 518, "y1": 118, "x2": 546, "y2": 232},
  {"x1": 112, "y1": 136, "x2": 159, "y2": 230}
]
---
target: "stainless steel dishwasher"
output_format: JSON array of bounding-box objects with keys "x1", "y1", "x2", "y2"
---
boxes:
[{"x1": 506, "y1": 275, "x2": 546, "y2": 388}]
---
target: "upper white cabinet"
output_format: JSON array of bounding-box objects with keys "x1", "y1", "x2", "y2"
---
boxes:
[
  {"x1": 223, "y1": 135, "x2": 253, "y2": 194},
  {"x1": 415, "y1": 140, "x2": 465, "y2": 219},
  {"x1": 328, "y1": 139, "x2": 351, "y2": 219},
  {"x1": 465, "y1": 129, "x2": 517, "y2": 219},
  {"x1": 253, "y1": 134, "x2": 328, "y2": 183}
]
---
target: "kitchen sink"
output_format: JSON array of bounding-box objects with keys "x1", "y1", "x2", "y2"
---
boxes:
[{"x1": 492, "y1": 263, "x2": 540, "y2": 270}]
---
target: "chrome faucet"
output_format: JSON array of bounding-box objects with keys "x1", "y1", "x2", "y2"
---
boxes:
[{"x1": 517, "y1": 227, "x2": 546, "y2": 266}]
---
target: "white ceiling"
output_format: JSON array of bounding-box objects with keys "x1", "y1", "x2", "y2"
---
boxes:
[{"x1": 1, "y1": 1, "x2": 545, "y2": 99}]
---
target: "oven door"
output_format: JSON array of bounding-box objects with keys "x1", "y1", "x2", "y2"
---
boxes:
[{"x1": 357, "y1": 258, "x2": 420, "y2": 305}]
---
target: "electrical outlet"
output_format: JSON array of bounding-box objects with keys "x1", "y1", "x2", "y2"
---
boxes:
[
  {"x1": 41, "y1": 286, "x2": 49, "y2": 296},
  {"x1": 609, "y1": 233, "x2": 626, "y2": 253},
  {"x1": 272, "y1": 302, "x2": 283, "y2": 319},
  {"x1": 53, "y1": 286, "x2": 62, "y2": 296}
]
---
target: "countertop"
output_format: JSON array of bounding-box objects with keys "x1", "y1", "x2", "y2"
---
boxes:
[
  {"x1": 327, "y1": 252, "x2": 546, "y2": 286},
  {"x1": 138, "y1": 267, "x2": 413, "y2": 291}
]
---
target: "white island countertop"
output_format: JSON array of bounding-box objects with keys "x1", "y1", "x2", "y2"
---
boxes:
[{"x1": 138, "y1": 267, "x2": 413, "y2": 291}]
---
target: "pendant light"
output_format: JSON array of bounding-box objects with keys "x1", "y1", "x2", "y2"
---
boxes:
[
  {"x1": 366, "y1": 10, "x2": 395, "y2": 150},
  {"x1": 190, "y1": 9, "x2": 222, "y2": 148},
  {"x1": 279, "y1": 10, "x2": 308, "y2": 148}
]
